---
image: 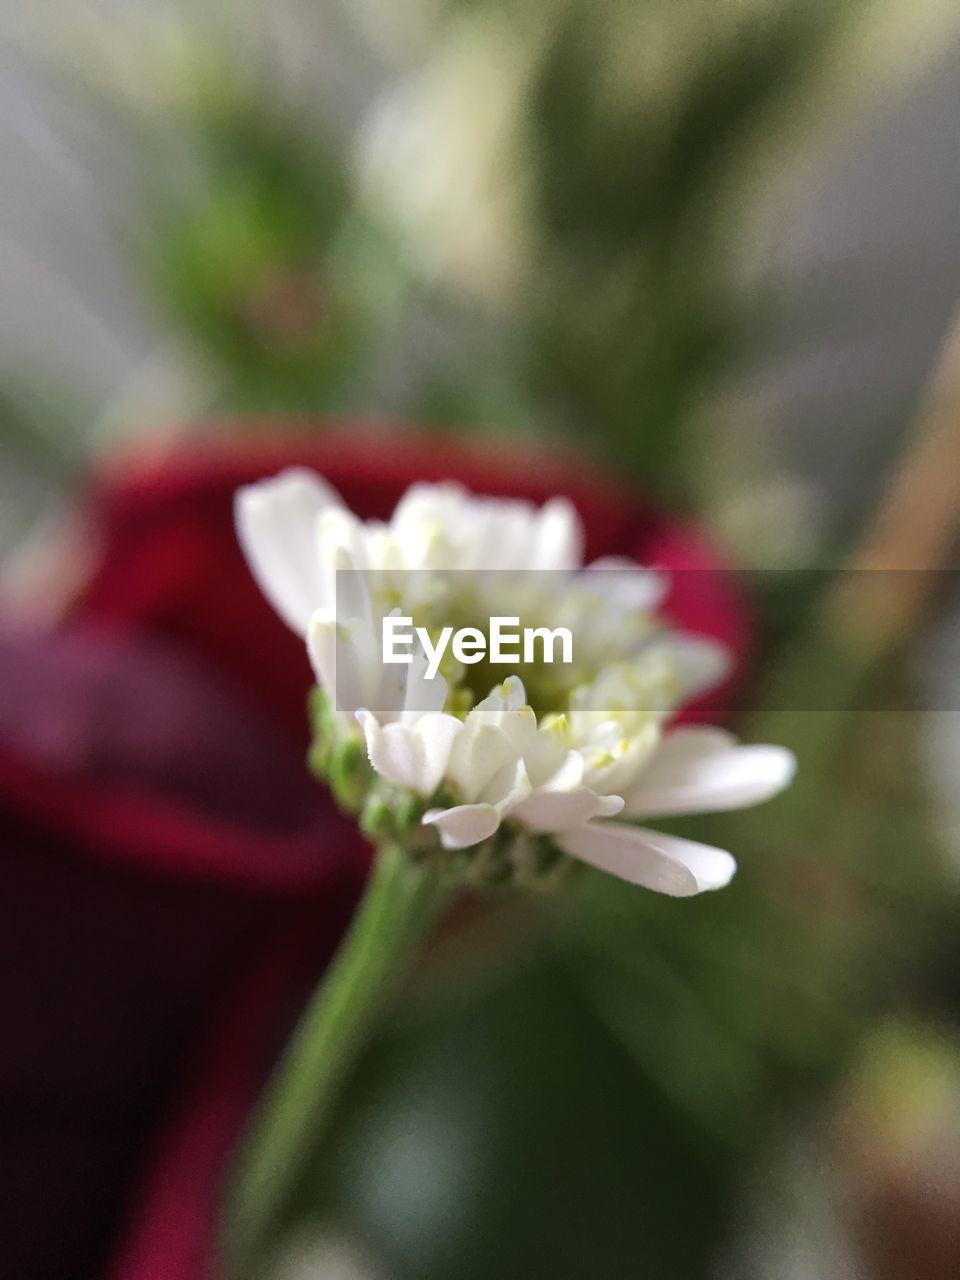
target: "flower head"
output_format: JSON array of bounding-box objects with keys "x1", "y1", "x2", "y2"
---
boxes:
[{"x1": 237, "y1": 468, "x2": 795, "y2": 896}]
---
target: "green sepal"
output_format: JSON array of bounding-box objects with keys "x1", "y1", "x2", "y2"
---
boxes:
[
  {"x1": 328, "y1": 735, "x2": 371, "y2": 814},
  {"x1": 360, "y1": 782, "x2": 429, "y2": 846},
  {"x1": 308, "y1": 686, "x2": 371, "y2": 812}
]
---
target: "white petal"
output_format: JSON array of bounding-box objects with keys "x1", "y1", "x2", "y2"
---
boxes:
[
  {"x1": 390, "y1": 482, "x2": 466, "y2": 539},
  {"x1": 331, "y1": 544, "x2": 373, "y2": 631},
  {"x1": 400, "y1": 648, "x2": 449, "y2": 720},
  {"x1": 235, "y1": 468, "x2": 341, "y2": 635},
  {"x1": 622, "y1": 728, "x2": 796, "y2": 817},
  {"x1": 474, "y1": 675, "x2": 528, "y2": 717},
  {"x1": 317, "y1": 508, "x2": 373, "y2": 610},
  {"x1": 520, "y1": 723, "x2": 570, "y2": 789},
  {"x1": 558, "y1": 822, "x2": 736, "y2": 896},
  {"x1": 663, "y1": 633, "x2": 732, "y2": 703},
  {"x1": 357, "y1": 709, "x2": 461, "y2": 796},
  {"x1": 531, "y1": 497, "x2": 583, "y2": 570},
  {"x1": 308, "y1": 610, "x2": 377, "y2": 711},
  {"x1": 423, "y1": 754, "x2": 532, "y2": 846},
  {"x1": 389, "y1": 482, "x2": 469, "y2": 569},
  {"x1": 584, "y1": 557, "x2": 668, "y2": 612},
  {"x1": 422, "y1": 803, "x2": 502, "y2": 849},
  {"x1": 580, "y1": 726, "x2": 659, "y2": 797},
  {"x1": 512, "y1": 786, "x2": 624, "y2": 833},
  {"x1": 446, "y1": 719, "x2": 519, "y2": 801},
  {"x1": 542, "y1": 748, "x2": 585, "y2": 791},
  {"x1": 307, "y1": 610, "x2": 338, "y2": 693},
  {"x1": 471, "y1": 502, "x2": 534, "y2": 569}
]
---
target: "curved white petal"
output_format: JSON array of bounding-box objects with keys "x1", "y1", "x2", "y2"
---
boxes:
[
  {"x1": 306, "y1": 609, "x2": 337, "y2": 691},
  {"x1": 317, "y1": 508, "x2": 373, "y2": 608},
  {"x1": 584, "y1": 557, "x2": 668, "y2": 613},
  {"x1": 558, "y1": 822, "x2": 736, "y2": 897},
  {"x1": 541, "y1": 748, "x2": 584, "y2": 791},
  {"x1": 663, "y1": 633, "x2": 732, "y2": 703},
  {"x1": 623, "y1": 728, "x2": 796, "y2": 817},
  {"x1": 474, "y1": 675, "x2": 528, "y2": 718},
  {"x1": 400, "y1": 648, "x2": 449, "y2": 720},
  {"x1": 580, "y1": 727, "x2": 659, "y2": 797},
  {"x1": 511, "y1": 786, "x2": 624, "y2": 833},
  {"x1": 447, "y1": 718, "x2": 519, "y2": 800},
  {"x1": 424, "y1": 755, "x2": 531, "y2": 848},
  {"x1": 389, "y1": 481, "x2": 466, "y2": 540},
  {"x1": 422, "y1": 803, "x2": 502, "y2": 849},
  {"x1": 308, "y1": 611, "x2": 379, "y2": 711},
  {"x1": 472, "y1": 503, "x2": 533, "y2": 569},
  {"x1": 520, "y1": 717, "x2": 572, "y2": 787},
  {"x1": 531, "y1": 497, "x2": 583, "y2": 570},
  {"x1": 235, "y1": 468, "x2": 341, "y2": 635},
  {"x1": 356, "y1": 709, "x2": 461, "y2": 796},
  {"x1": 330, "y1": 544, "x2": 373, "y2": 631}
]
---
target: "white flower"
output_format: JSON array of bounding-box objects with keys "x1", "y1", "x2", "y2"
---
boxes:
[{"x1": 236, "y1": 467, "x2": 796, "y2": 897}]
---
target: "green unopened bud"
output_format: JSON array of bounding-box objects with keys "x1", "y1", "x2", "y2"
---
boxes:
[
  {"x1": 359, "y1": 782, "x2": 428, "y2": 845},
  {"x1": 392, "y1": 788, "x2": 424, "y2": 837},
  {"x1": 328, "y1": 735, "x2": 370, "y2": 814},
  {"x1": 307, "y1": 738, "x2": 330, "y2": 782},
  {"x1": 308, "y1": 686, "x2": 336, "y2": 743},
  {"x1": 307, "y1": 687, "x2": 337, "y2": 782},
  {"x1": 359, "y1": 789, "x2": 393, "y2": 842}
]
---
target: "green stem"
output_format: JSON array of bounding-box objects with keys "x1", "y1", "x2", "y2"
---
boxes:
[{"x1": 223, "y1": 842, "x2": 459, "y2": 1278}]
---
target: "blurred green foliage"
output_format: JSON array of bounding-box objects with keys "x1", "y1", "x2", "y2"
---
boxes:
[
  {"x1": 134, "y1": 73, "x2": 393, "y2": 412},
  {"x1": 18, "y1": 0, "x2": 872, "y2": 505},
  {"x1": 511, "y1": 0, "x2": 848, "y2": 498}
]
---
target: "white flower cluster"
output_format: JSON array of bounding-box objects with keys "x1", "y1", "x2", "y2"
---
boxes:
[{"x1": 237, "y1": 469, "x2": 795, "y2": 897}]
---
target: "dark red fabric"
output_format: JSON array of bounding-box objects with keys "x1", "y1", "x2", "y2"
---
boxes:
[
  {"x1": 0, "y1": 425, "x2": 752, "y2": 1280},
  {"x1": 0, "y1": 622, "x2": 362, "y2": 1280}
]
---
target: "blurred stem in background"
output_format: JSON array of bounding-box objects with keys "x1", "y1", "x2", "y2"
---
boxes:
[{"x1": 828, "y1": 307, "x2": 960, "y2": 652}]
